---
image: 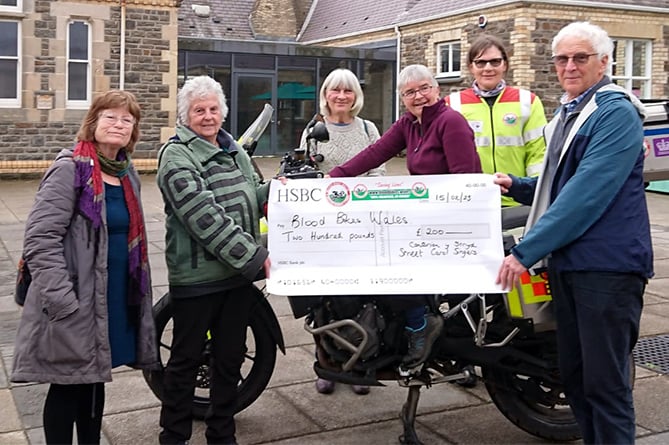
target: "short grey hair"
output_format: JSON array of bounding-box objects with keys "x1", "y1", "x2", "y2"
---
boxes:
[
  {"x1": 319, "y1": 68, "x2": 365, "y2": 117},
  {"x1": 397, "y1": 64, "x2": 438, "y2": 93},
  {"x1": 552, "y1": 21, "x2": 614, "y2": 70},
  {"x1": 177, "y1": 75, "x2": 229, "y2": 126}
]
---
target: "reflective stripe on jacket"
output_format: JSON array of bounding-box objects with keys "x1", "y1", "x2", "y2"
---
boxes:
[{"x1": 446, "y1": 87, "x2": 547, "y2": 206}]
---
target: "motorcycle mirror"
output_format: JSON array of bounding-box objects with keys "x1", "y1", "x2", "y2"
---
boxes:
[{"x1": 307, "y1": 121, "x2": 329, "y2": 143}]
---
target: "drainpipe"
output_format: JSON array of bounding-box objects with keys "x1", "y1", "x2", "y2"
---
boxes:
[
  {"x1": 120, "y1": 0, "x2": 126, "y2": 90},
  {"x1": 394, "y1": 25, "x2": 401, "y2": 121}
]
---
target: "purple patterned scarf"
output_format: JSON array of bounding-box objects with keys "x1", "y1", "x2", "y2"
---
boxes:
[{"x1": 73, "y1": 141, "x2": 149, "y2": 309}]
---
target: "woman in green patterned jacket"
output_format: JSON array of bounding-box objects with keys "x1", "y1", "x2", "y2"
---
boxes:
[{"x1": 156, "y1": 75, "x2": 270, "y2": 445}]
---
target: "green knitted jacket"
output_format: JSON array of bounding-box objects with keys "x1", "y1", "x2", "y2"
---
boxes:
[{"x1": 157, "y1": 126, "x2": 270, "y2": 294}]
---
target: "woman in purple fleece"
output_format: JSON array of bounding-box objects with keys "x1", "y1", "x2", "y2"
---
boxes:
[{"x1": 329, "y1": 64, "x2": 481, "y2": 371}]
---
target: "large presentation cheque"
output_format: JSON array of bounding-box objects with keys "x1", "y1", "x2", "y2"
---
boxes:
[{"x1": 266, "y1": 174, "x2": 504, "y2": 296}]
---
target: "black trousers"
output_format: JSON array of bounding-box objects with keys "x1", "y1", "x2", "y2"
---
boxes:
[
  {"x1": 159, "y1": 285, "x2": 255, "y2": 444},
  {"x1": 43, "y1": 383, "x2": 105, "y2": 445},
  {"x1": 550, "y1": 269, "x2": 644, "y2": 445}
]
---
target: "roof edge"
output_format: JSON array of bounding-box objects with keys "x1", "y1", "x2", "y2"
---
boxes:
[
  {"x1": 296, "y1": 0, "x2": 320, "y2": 41},
  {"x1": 299, "y1": 0, "x2": 669, "y2": 45}
]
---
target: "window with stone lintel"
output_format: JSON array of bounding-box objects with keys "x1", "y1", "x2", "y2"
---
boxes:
[{"x1": 67, "y1": 19, "x2": 92, "y2": 108}]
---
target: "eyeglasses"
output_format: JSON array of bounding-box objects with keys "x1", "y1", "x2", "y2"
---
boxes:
[
  {"x1": 552, "y1": 53, "x2": 598, "y2": 67},
  {"x1": 401, "y1": 84, "x2": 433, "y2": 99},
  {"x1": 472, "y1": 58, "x2": 504, "y2": 69},
  {"x1": 99, "y1": 113, "x2": 136, "y2": 127}
]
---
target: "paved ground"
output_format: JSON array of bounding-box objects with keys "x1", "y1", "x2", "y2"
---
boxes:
[{"x1": 1, "y1": 156, "x2": 668, "y2": 445}]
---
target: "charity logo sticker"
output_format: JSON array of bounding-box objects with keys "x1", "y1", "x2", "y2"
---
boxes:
[
  {"x1": 353, "y1": 184, "x2": 368, "y2": 199},
  {"x1": 502, "y1": 113, "x2": 518, "y2": 126},
  {"x1": 412, "y1": 182, "x2": 428, "y2": 198},
  {"x1": 469, "y1": 120, "x2": 483, "y2": 133},
  {"x1": 326, "y1": 181, "x2": 351, "y2": 206}
]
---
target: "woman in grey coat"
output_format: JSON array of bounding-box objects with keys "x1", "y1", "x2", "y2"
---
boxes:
[{"x1": 11, "y1": 90, "x2": 158, "y2": 445}]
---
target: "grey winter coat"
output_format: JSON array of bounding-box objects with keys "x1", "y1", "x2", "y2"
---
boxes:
[{"x1": 11, "y1": 149, "x2": 159, "y2": 384}]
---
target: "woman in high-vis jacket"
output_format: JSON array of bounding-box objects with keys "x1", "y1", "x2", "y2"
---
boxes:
[{"x1": 445, "y1": 34, "x2": 547, "y2": 207}]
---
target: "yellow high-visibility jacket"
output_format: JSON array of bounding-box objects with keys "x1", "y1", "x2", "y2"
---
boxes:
[{"x1": 445, "y1": 87, "x2": 547, "y2": 206}]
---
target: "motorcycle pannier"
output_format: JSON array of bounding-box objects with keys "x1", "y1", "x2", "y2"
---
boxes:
[{"x1": 504, "y1": 268, "x2": 555, "y2": 330}]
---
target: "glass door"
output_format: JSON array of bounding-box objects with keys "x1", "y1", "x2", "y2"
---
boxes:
[
  {"x1": 276, "y1": 69, "x2": 316, "y2": 152},
  {"x1": 232, "y1": 73, "x2": 276, "y2": 155}
]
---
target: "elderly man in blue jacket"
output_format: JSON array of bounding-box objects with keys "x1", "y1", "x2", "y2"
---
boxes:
[{"x1": 494, "y1": 21, "x2": 653, "y2": 445}]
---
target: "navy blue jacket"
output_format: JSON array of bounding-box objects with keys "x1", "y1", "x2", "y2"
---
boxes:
[{"x1": 507, "y1": 80, "x2": 653, "y2": 278}]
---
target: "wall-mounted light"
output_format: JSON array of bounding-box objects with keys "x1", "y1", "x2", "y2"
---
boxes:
[{"x1": 192, "y1": 4, "x2": 211, "y2": 17}]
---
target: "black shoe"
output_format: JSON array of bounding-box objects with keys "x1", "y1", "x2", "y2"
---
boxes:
[{"x1": 402, "y1": 314, "x2": 443, "y2": 368}]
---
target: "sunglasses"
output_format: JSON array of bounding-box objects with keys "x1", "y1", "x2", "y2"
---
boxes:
[{"x1": 472, "y1": 58, "x2": 504, "y2": 69}]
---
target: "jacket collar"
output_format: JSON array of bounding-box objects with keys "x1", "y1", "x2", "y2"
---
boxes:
[
  {"x1": 173, "y1": 126, "x2": 239, "y2": 163},
  {"x1": 406, "y1": 99, "x2": 445, "y2": 125}
]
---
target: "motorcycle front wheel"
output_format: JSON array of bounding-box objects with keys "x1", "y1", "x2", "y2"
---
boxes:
[{"x1": 143, "y1": 292, "x2": 277, "y2": 419}]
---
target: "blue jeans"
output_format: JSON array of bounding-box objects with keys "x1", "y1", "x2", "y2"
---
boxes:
[
  {"x1": 405, "y1": 305, "x2": 426, "y2": 330},
  {"x1": 549, "y1": 269, "x2": 644, "y2": 444}
]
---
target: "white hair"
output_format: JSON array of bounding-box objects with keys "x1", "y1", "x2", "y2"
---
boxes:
[
  {"x1": 177, "y1": 75, "x2": 229, "y2": 126},
  {"x1": 397, "y1": 64, "x2": 438, "y2": 93},
  {"x1": 319, "y1": 68, "x2": 365, "y2": 117},
  {"x1": 552, "y1": 22, "x2": 614, "y2": 70}
]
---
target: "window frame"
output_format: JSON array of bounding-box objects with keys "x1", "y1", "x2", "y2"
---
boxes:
[
  {"x1": 0, "y1": 19, "x2": 21, "y2": 108},
  {"x1": 436, "y1": 41, "x2": 461, "y2": 79},
  {"x1": 0, "y1": 0, "x2": 22, "y2": 13},
  {"x1": 610, "y1": 38, "x2": 652, "y2": 99},
  {"x1": 66, "y1": 19, "x2": 92, "y2": 109}
]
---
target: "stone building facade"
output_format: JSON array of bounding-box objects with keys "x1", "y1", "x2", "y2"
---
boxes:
[
  {"x1": 0, "y1": 0, "x2": 180, "y2": 175},
  {"x1": 309, "y1": 2, "x2": 669, "y2": 116},
  {"x1": 2, "y1": 0, "x2": 667, "y2": 175}
]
